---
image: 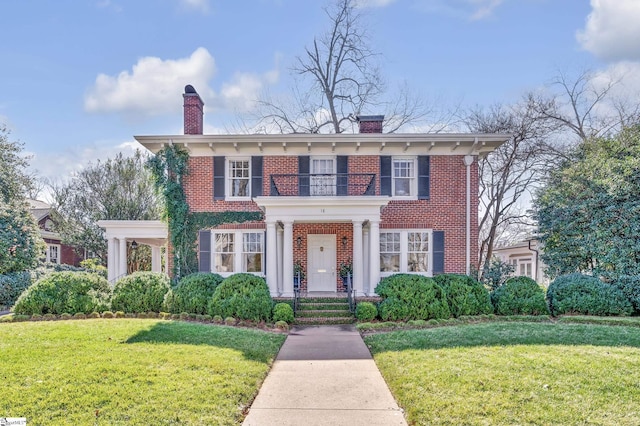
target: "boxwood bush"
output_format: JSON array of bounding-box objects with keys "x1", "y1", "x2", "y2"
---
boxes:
[
  {"x1": 12, "y1": 271, "x2": 111, "y2": 315},
  {"x1": 0, "y1": 271, "x2": 32, "y2": 309},
  {"x1": 163, "y1": 272, "x2": 223, "y2": 314},
  {"x1": 433, "y1": 274, "x2": 493, "y2": 317},
  {"x1": 491, "y1": 276, "x2": 549, "y2": 315},
  {"x1": 272, "y1": 302, "x2": 294, "y2": 323},
  {"x1": 207, "y1": 273, "x2": 273, "y2": 321},
  {"x1": 355, "y1": 301, "x2": 377, "y2": 322},
  {"x1": 111, "y1": 272, "x2": 170, "y2": 313},
  {"x1": 375, "y1": 274, "x2": 450, "y2": 321},
  {"x1": 547, "y1": 273, "x2": 633, "y2": 316},
  {"x1": 611, "y1": 275, "x2": 640, "y2": 314}
]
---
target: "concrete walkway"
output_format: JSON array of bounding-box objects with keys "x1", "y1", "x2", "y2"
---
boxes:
[{"x1": 242, "y1": 325, "x2": 407, "y2": 426}]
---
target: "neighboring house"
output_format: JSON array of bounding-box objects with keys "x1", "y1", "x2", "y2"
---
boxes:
[
  {"x1": 28, "y1": 199, "x2": 84, "y2": 266},
  {"x1": 493, "y1": 239, "x2": 548, "y2": 285},
  {"x1": 135, "y1": 86, "x2": 510, "y2": 296}
]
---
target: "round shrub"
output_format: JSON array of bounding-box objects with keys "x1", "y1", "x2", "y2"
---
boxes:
[
  {"x1": 111, "y1": 272, "x2": 170, "y2": 313},
  {"x1": 163, "y1": 272, "x2": 223, "y2": 314},
  {"x1": 547, "y1": 273, "x2": 633, "y2": 316},
  {"x1": 491, "y1": 276, "x2": 549, "y2": 315},
  {"x1": 12, "y1": 271, "x2": 111, "y2": 315},
  {"x1": 433, "y1": 274, "x2": 493, "y2": 317},
  {"x1": 611, "y1": 275, "x2": 640, "y2": 313},
  {"x1": 102, "y1": 311, "x2": 114, "y2": 318},
  {"x1": 208, "y1": 273, "x2": 273, "y2": 322},
  {"x1": 355, "y1": 301, "x2": 377, "y2": 322},
  {"x1": 275, "y1": 320, "x2": 289, "y2": 331},
  {"x1": 273, "y1": 302, "x2": 294, "y2": 323},
  {"x1": 0, "y1": 271, "x2": 33, "y2": 309},
  {"x1": 375, "y1": 274, "x2": 450, "y2": 321}
]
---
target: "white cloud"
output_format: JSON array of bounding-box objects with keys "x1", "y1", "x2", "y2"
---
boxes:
[
  {"x1": 354, "y1": 0, "x2": 397, "y2": 8},
  {"x1": 591, "y1": 61, "x2": 640, "y2": 113},
  {"x1": 179, "y1": 0, "x2": 209, "y2": 13},
  {"x1": 84, "y1": 47, "x2": 216, "y2": 116},
  {"x1": 577, "y1": 0, "x2": 640, "y2": 61},
  {"x1": 469, "y1": 0, "x2": 503, "y2": 21}
]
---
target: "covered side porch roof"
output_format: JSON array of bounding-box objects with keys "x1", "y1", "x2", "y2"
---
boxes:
[{"x1": 97, "y1": 220, "x2": 168, "y2": 247}]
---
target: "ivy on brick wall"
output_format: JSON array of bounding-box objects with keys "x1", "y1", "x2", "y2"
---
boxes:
[{"x1": 147, "y1": 145, "x2": 262, "y2": 280}]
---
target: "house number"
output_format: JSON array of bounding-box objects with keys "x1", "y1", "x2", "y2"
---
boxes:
[{"x1": 320, "y1": 208, "x2": 325, "y2": 213}]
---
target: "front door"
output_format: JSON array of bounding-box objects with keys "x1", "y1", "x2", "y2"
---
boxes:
[{"x1": 307, "y1": 234, "x2": 336, "y2": 292}]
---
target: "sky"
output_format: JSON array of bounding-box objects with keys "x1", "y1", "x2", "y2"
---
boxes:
[{"x1": 1, "y1": 0, "x2": 639, "y2": 193}]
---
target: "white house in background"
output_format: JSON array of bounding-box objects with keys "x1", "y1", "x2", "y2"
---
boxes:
[{"x1": 493, "y1": 239, "x2": 548, "y2": 285}]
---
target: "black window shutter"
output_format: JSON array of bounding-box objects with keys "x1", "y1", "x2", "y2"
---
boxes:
[
  {"x1": 432, "y1": 230, "x2": 445, "y2": 275},
  {"x1": 418, "y1": 155, "x2": 430, "y2": 200},
  {"x1": 337, "y1": 155, "x2": 348, "y2": 196},
  {"x1": 298, "y1": 156, "x2": 310, "y2": 196},
  {"x1": 380, "y1": 156, "x2": 392, "y2": 196},
  {"x1": 213, "y1": 156, "x2": 225, "y2": 200},
  {"x1": 198, "y1": 230, "x2": 211, "y2": 272},
  {"x1": 251, "y1": 156, "x2": 263, "y2": 197}
]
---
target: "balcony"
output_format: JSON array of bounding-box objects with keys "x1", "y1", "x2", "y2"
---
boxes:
[{"x1": 269, "y1": 173, "x2": 377, "y2": 197}]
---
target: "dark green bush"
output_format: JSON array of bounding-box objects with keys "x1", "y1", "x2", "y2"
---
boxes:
[
  {"x1": 163, "y1": 272, "x2": 223, "y2": 314},
  {"x1": 111, "y1": 272, "x2": 170, "y2": 313},
  {"x1": 208, "y1": 273, "x2": 273, "y2": 321},
  {"x1": 491, "y1": 276, "x2": 549, "y2": 315},
  {"x1": 356, "y1": 301, "x2": 377, "y2": 321},
  {"x1": 611, "y1": 275, "x2": 640, "y2": 313},
  {"x1": 272, "y1": 302, "x2": 294, "y2": 323},
  {"x1": 547, "y1": 273, "x2": 633, "y2": 316},
  {"x1": 375, "y1": 274, "x2": 450, "y2": 321},
  {"x1": 433, "y1": 274, "x2": 493, "y2": 317},
  {"x1": 0, "y1": 271, "x2": 32, "y2": 309},
  {"x1": 12, "y1": 271, "x2": 111, "y2": 315}
]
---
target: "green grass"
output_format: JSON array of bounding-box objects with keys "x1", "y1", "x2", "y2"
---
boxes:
[
  {"x1": 0, "y1": 319, "x2": 285, "y2": 425},
  {"x1": 365, "y1": 322, "x2": 640, "y2": 425}
]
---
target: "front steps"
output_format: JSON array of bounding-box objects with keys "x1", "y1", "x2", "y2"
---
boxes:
[{"x1": 294, "y1": 297, "x2": 355, "y2": 325}]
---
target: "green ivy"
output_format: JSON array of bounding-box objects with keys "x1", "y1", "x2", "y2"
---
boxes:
[{"x1": 147, "y1": 145, "x2": 263, "y2": 281}]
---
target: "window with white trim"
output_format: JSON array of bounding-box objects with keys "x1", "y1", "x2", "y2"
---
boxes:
[
  {"x1": 47, "y1": 244, "x2": 60, "y2": 264},
  {"x1": 519, "y1": 258, "x2": 533, "y2": 278},
  {"x1": 380, "y1": 230, "x2": 432, "y2": 275},
  {"x1": 310, "y1": 156, "x2": 336, "y2": 196},
  {"x1": 228, "y1": 159, "x2": 251, "y2": 198},
  {"x1": 392, "y1": 157, "x2": 416, "y2": 197},
  {"x1": 212, "y1": 231, "x2": 265, "y2": 275}
]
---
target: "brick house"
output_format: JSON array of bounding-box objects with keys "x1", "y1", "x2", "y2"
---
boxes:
[
  {"x1": 136, "y1": 86, "x2": 509, "y2": 296},
  {"x1": 29, "y1": 199, "x2": 84, "y2": 266}
]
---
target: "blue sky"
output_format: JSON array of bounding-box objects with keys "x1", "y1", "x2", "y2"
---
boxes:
[{"x1": 1, "y1": 0, "x2": 639, "y2": 188}]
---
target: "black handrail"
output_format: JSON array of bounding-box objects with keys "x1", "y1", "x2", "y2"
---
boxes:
[
  {"x1": 270, "y1": 173, "x2": 376, "y2": 197},
  {"x1": 346, "y1": 272, "x2": 355, "y2": 313}
]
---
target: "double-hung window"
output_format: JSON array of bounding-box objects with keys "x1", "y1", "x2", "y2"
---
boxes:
[
  {"x1": 212, "y1": 231, "x2": 264, "y2": 275},
  {"x1": 228, "y1": 159, "x2": 251, "y2": 198},
  {"x1": 380, "y1": 230, "x2": 432, "y2": 275},
  {"x1": 214, "y1": 233, "x2": 235, "y2": 273},
  {"x1": 243, "y1": 232, "x2": 263, "y2": 273},
  {"x1": 47, "y1": 244, "x2": 60, "y2": 264},
  {"x1": 392, "y1": 158, "x2": 416, "y2": 197},
  {"x1": 310, "y1": 157, "x2": 336, "y2": 196}
]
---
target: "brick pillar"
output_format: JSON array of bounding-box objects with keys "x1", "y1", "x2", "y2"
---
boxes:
[
  {"x1": 357, "y1": 115, "x2": 384, "y2": 133},
  {"x1": 183, "y1": 85, "x2": 204, "y2": 135}
]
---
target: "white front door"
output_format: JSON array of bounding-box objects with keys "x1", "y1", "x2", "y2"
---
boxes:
[{"x1": 307, "y1": 234, "x2": 336, "y2": 292}]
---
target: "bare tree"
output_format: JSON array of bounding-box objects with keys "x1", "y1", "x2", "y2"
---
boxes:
[{"x1": 254, "y1": 0, "x2": 447, "y2": 134}]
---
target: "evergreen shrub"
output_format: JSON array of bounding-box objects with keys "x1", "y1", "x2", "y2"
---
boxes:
[
  {"x1": 272, "y1": 302, "x2": 294, "y2": 323},
  {"x1": 547, "y1": 273, "x2": 632, "y2": 316},
  {"x1": 355, "y1": 301, "x2": 377, "y2": 321},
  {"x1": 163, "y1": 272, "x2": 223, "y2": 314},
  {"x1": 433, "y1": 274, "x2": 493, "y2": 317},
  {"x1": 111, "y1": 272, "x2": 170, "y2": 313},
  {"x1": 208, "y1": 273, "x2": 273, "y2": 322},
  {"x1": 491, "y1": 276, "x2": 549, "y2": 315},
  {"x1": 375, "y1": 274, "x2": 450, "y2": 321}
]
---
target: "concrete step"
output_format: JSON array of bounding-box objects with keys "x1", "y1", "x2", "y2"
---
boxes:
[
  {"x1": 297, "y1": 303, "x2": 350, "y2": 311},
  {"x1": 294, "y1": 316, "x2": 356, "y2": 325},
  {"x1": 296, "y1": 309, "x2": 352, "y2": 318}
]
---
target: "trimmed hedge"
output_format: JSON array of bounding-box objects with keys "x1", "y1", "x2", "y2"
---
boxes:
[
  {"x1": 491, "y1": 276, "x2": 549, "y2": 315},
  {"x1": 111, "y1": 272, "x2": 170, "y2": 313},
  {"x1": 272, "y1": 302, "x2": 294, "y2": 323},
  {"x1": 163, "y1": 272, "x2": 223, "y2": 314},
  {"x1": 612, "y1": 275, "x2": 640, "y2": 314},
  {"x1": 0, "y1": 271, "x2": 32, "y2": 309},
  {"x1": 12, "y1": 271, "x2": 111, "y2": 315},
  {"x1": 375, "y1": 274, "x2": 450, "y2": 321},
  {"x1": 433, "y1": 274, "x2": 493, "y2": 317},
  {"x1": 547, "y1": 273, "x2": 633, "y2": 316},
  {"x1": 208, "y1": 273, "x2": 273, "y2": 322},
  {"x1": 355, "y1": 301, "x2": 377, "y2": 322}
]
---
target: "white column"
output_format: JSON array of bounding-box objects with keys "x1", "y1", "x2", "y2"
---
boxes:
[
  {"x1": 151, "y1": 246, "x2": 161, "y2": 273},
  {"x1": 464, "y1": 155, "x2": 474, "y2": 275},
  {"x1": 107, "y1": 237, "x2": 116, "y2": 283},
  {"x1": 363, "y1": 227, "x2": 370, "y2": 295},
  {"x1": 352, "y1": 220, "x2": 364, "y2": 296},
  {"x1": 266, "y1": 221, "x2": 278, "y2": 296},
  {"x1": 369, "y1": 220, "x2": 380, "y2": 294},
  {"x1": 118, "y1": 238, "x2": 127, "y2": 279},
  {"x1": 277, "y1": 226, "x2": 284, "y2": 294},
  {"x1": 282, "y1": 221, "x2": 294, "y2": 297}
]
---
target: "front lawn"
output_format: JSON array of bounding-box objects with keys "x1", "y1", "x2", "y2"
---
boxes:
[
  {"x1": 365, "y1": 322, "x2": 640, "y2": 425},
  {"x1": 0, "y1": 319, "x2": 285, "y2": 425}
]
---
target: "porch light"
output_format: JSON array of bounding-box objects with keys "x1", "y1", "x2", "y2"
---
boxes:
[
  {"x1": 131, "y1": 240, "x2": 138, "y2": 250},
  {"x1": 342, "y1": 236, "x2": 348, "y2": 248},
  {"x1": 296, "y1": 236, "x2": 302, "y2": 248}
]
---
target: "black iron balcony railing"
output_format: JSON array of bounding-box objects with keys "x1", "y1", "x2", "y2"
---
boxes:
[{"x1": 269, "y1": 173, "x2": 376, "y2": 196}]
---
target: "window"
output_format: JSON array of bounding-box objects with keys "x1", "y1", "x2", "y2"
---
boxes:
[
  {"x1": 519, "y1": 258, "x2": 533, "y2": 278},
  {"x1": 214, "y1": 233, "x2": 235, "y2": 273},
  {"x1": 393, "y1": 158, "x2": 415, "y2": 197},
  {"x1": 380, "y1": 232, "x2": 401, "y2": 273},
  {"x1": 228, "y1": 159, "x2": 250, "y2": 198},
  {"x1": 243, "y1": 232, "x2": 263, "y2": 273},
  {"x1": 380, "y1": 230, "x2": 432, "y2": 275},
  {"x1": 47, "y1": 244, "x2": 60, "y2": 264},
  {"x1": 310, "y1": 157, "x2": 336, "y2": 196},
  {"x1": 212, "y1": 231, "x2": 265, "y2": 275}
]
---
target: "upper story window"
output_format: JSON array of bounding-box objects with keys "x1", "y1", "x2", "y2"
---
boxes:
[
  {"x1": 380, "y1": 156, "x2": 429, "y2": 199},
  {"x1": 310, "y1": 156, "x2": 336, "y2": 196},
  {"x1": 228, "y1": 159, "x2": 251, "y2": 198},
  {"x1": 213, "y1": 156, "x2": 263, "y2": 201},
  {"x1": 393, "y1": 158, "x2": 416, "y2": 197}
]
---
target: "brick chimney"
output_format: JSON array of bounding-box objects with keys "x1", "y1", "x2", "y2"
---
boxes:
[
  {"x1": 183, "y1": 84, "x2": 204, "y2": 135},
  {"x1": 357, "y1": 115, "x2": 384, "y2": 134}
]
